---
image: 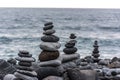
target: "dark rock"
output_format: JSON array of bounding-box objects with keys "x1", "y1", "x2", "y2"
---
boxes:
[
  {"x1": 67, "y1": 69, "x2": 98, "y2": 80},
  {"x1": 39, "y1": 51, "x2": 59, "y2": 61},
  {"x1": 43, "y1": 29, "x2": 55, "y2": 35},
  {"x1": 7, "y1": 58, "x2": 17, "y2": 65},
  {"x1": 84, "y1": 56, "x2": 94, "y2": 63},
  {"x1": 35, "y1": 67, "x2": 61, "y2": 80},
  {"x1": 44, "y1": 22, "x2": 53, "y2": 26},
  {"x1": 18, "y1": 61, "x2": 32, "y2": 67},
  {"x1": 69, "y1": 33, "x2": 76, "y2": 39},
  {"x1": 92, "y1": 54, "x2": 100, "y2": 58},
  {"x1": 63, "y1": 47, "x2": 77, "y2": 54},
  {"x1": 111, "y1": 57, "x2": 119, "y2": 63},
  {"x1": 43, "y1": 25, "x2": 54, "y2": 31},
  {"x1": 65, "y1": 42, "x2": 75, "y2": 48},
  {"x1": 42, "y1": 76, "x2": 63, "y2": 80},
  {"x1": 19, "y1": 50, "x2": 29, "y2": 54},
  {"x1": 0, "y1": 59, "x2": 16, "y2": 80},
  {"x1": 41, "y1": 35, "x2": 59, "y2": 42}
]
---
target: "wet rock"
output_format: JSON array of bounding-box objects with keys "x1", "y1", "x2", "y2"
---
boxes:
[
  {"x1": 41, "y1": 35, "x2": 59, "y2": 42},
  {"x1": 39, "y1": 51, "x2": 59, "y2": 61},
  {"x1": 40, "y1": 42, "x2": 61, "y2": 51}
]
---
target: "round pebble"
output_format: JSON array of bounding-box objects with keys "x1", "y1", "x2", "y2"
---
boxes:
[
  {"x1": 43, "y1": 29, "x2": 55, "y2": 35},
  {"x1": 63, "y1": 47, "x2": 77, "y2": 54}
]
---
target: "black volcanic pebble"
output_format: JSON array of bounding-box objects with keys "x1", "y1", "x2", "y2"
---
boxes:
[
  {"x1": 18, "y1": 62, "x2": 32, "y2": 67},
  {"x1": 69, "y1": 33, "x2": 76, "y2": 39},
  {"x1": 65, "y1": 42, "x2": 75, "y2": 48},
  {"x1": 63, "y1": 47, "x2": 77, "y2": 54},
  {"x1": 16, "y1": 65, "x2": 33, "y2": 71},
  {"x1": 41, "y1": 35, "x2": 59, "y2": 42},
  {"x1": 18, "y1": 53, "x2": 32, "y2": 57},
  {"x1": 44, "y1": 22, "x2": 53, "y2": 26},
  {"x1": 43, "y1": 25, "x2": 54, "y2": 31}
]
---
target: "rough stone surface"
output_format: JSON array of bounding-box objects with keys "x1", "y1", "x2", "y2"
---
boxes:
[
  {"x1": 39, "y1": 51, "x2": 59, "y2": 61},
  {"x1": 40, "y1": 42, "x2": 61, "y2": 51}
]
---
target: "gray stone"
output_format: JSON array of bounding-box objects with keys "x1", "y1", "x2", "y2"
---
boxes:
[
  {"x1": 40, "y1": 42, "x2": 61, "y2": 51},
  {"x1": 39, "y1": 59, "x2": 61, "y2": 67},
  {"x1": 14, "y1": 72, "x2": 38, "y2": 80},
  {"x1": 62, "y1": 53, "x2": 80, "y2": 62},
  {"x1": 43, "y1": 76, "x2": 63, "y2": 80},
  {"x1": 98, "y1": 59, "x2": 108, "y2": 66},
  {"x1": 43, "y1": 29, "x2": 55, "y2": 35},
  {"x1": 7, "y1": 58, "x2": 17, "y2": 65},
  {"x1": 15, "y1": 57, "x2": 35, "y2": 62}
]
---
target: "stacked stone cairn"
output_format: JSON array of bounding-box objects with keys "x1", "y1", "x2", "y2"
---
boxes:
[
  {"x1": 62, "y1": 33, "x2": 80, "y2": 63},
  {"x1": 92, "y1": 40, "x2": 100, "y2": 63},
  {"x1": 14, "y1": 50, "x2": 38, "y2": 80},
  {"x1": 39, "y1": 22, "x2": 61, "y2": 67}
]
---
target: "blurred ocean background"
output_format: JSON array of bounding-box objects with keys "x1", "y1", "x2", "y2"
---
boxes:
[{"x1": 0, "y1": 8, "x2": 120, "y2": 60}]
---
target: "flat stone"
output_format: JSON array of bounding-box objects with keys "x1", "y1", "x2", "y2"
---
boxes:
[
  {"x1": 40, "y1": 42, "x2": 61, "y2": 51},
  {"x1": 63, "y1": 47, "x2": 77, "y2": 54},
  {"x1": 67, "y1": 69, "x2": 98, "y2": 80},
  {"x1": 18, "y1": 61, "x2": 32, "y2": 67},
  {"x1": 43, "y1": 25, "x2": 54, "y2": 31},
  {"x1": 41, "y1": 35, "x2": 59, "y2": 42},
  {"x1": 19, "y1": 50, "x2": 29, "y2": 54},
  {"x1": 17, "y1": 70, "x2": 37, "y2": 77},
  {"x1": 35, "y1": 67, "x2": 61, "y2": 80},
  {"x1": 43, "y1": 76, "x2": 63, "y2": 80},
  {"x1": 18, "y1": 53, "x2": 32, "y2": 57},
  {"x1": 14, "y1": 72, "x2": 38, "y2": 80},
  {"x1": 62, "y1": 53, "x2": 80, "y2": 62},
  {"x1": 39, "y1": 59, "x2": 61, "y2": 67},
  {"x1": 44, "y1": 22, "x2": 53, "y2": 26},
  {"x1": 15, "y1": 57, "x2": 35, "y2": 62},
  {"x1": 43, "y1": 29, "x2": 55, "y2": 35},
  {"x1": 16, "y1": 65, "x2": 33, "y2": 71},
  {"x1": 39, "y1": 51, "x2": 59, "y2": 61}
]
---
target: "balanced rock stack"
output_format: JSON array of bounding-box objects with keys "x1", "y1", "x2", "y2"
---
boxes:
[
  {"x1": 92, "y1": 40, "x2": 100, "y2": 63},
  {"x1": 39, "y1": 22, "x2": 61, "y2": 67},
  {"x1": 14, "y1": 50, "x2": 38, "y2": 80},
  {"x1": 62, "y1": 33, "x2": 80, "y2": 63}
]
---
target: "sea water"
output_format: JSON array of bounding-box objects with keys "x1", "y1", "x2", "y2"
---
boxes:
[{"x1": 0, "y1": 8, "x2": 120, "y2": 59}]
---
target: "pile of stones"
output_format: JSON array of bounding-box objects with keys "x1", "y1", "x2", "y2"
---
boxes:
[
  {"x1": 14, "y1": 50, "x2": 38, "y2": 80},
  {"x1": 38, "y1": 22, "x2": 61, "y2": 67}
]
